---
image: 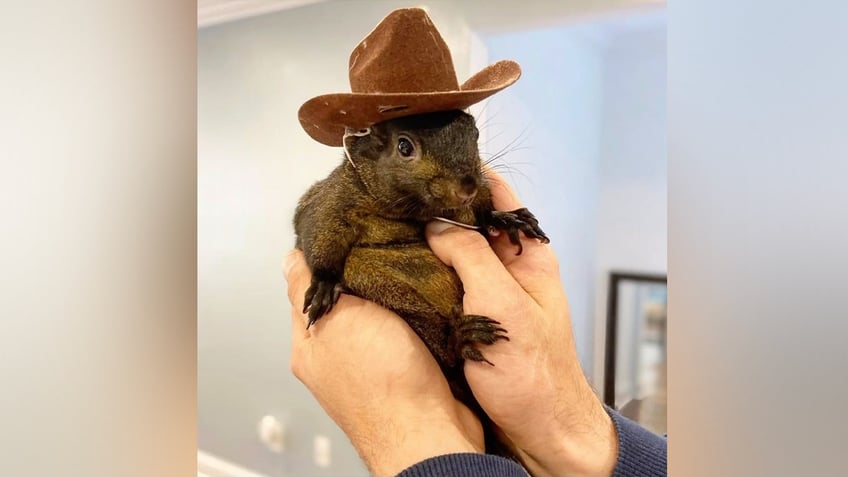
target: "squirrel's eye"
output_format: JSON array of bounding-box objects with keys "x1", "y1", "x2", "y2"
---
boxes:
[{"x1": 397, "y1": 137, "x2": 415, "y2": 158}]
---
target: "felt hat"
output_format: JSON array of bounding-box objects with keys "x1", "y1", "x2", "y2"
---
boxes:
[{"x1": 298, "y1": 7, "x2": 521, "y2": 146}]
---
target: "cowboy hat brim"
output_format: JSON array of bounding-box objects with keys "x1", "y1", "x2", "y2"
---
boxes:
[{"x1": 298, "y1": 60, "x2": 521, "y2": 147}]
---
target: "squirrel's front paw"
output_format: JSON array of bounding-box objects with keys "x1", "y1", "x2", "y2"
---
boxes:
[
  {"x1": 454, "y1": 314, "x2": 509, "y2": 366},
  {"x1": 303, "y1": 276, "x2": 345, "y2": 328},
  {"x1": 485, "y1": 208, "x2": 550, "y2": 255}
]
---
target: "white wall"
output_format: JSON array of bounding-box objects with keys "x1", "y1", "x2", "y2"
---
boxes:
[{"x1": 592, "y1": 25, "x2": 667, "y2": 390}]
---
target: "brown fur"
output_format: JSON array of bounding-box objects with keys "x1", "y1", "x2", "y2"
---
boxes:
[{"x1": 293, "y1": 110, "x2": 549, "y2": 457}]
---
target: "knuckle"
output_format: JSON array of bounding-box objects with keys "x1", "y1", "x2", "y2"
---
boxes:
[
  {"x1": 548, "y1": 259, "x2": 561, "y2": 277},
  {"x1": 282, "y1": 249, "x2": 301, "y2": 276},
  {"x1": 286, "y1": 273, "x2": 309, "y2": 306},
  {"x1": 286, "y1": 285, "x2": 300, "y2": 307}
]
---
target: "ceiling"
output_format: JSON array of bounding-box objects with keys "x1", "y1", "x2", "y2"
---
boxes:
[
  {"x1": 198, "y1": 0, "x2": 327, "y2": 28},
  {"x1": 198, "y1": 0, "x2": 666, "y2": 31}
]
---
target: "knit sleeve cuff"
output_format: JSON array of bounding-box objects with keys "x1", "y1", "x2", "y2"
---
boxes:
[
  {"x1": 395, "y1": 452, "x2": 528, "y2": 477},
  {"x1": 606, "y1": 405, "x2": 667, "y2": 477}
]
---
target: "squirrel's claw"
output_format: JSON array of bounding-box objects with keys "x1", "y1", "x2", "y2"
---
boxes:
[
  {"x1": 304, "y1": 277, "x2": 345, "y2": 328},
  {"x1": 454, "y1": 314, "x2": 509, "y2": 366},
  {"x1": 486, "y1": 208, "x2": 550, "y2": 255}
]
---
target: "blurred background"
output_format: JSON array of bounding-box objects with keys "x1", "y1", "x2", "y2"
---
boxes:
[{"x1": 198, "y1": 0, "x2": 666, "y2": 475}]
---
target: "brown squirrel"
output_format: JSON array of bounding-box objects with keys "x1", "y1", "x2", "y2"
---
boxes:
[{"x1": 293, "y1": 109, "x2": 549, "y2": 457}]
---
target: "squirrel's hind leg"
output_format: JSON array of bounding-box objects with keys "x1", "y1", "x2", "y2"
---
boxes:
[
  {"x1": 303, "y1": 275, "x2": 346, "y2": 328},
  {"x1": 451, "y1": 311, "x2": 509, "y2": 367}
]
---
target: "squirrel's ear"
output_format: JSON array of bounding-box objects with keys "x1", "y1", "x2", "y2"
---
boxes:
[{"x1": 366, "y1": 125, "x2": 388, "y2": 148}]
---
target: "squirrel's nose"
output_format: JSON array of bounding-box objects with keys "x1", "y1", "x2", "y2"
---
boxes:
[
  {"x1": 453, "y1": 175, "x2": 478, "y2": 205},
  {"x1": 460, "y1": 174, "x2": 478, "y2": 191},
  {"x1": 453, "y1": 187, "x2": 477, "y2": 206}
]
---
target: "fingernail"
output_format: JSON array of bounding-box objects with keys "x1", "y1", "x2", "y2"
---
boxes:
[{"x1": 426, "y1": 220, "x2": 454, "y2": 235}]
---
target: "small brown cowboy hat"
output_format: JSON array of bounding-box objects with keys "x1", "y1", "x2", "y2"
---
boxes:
[{"x1": 298, "y1": 7, "x2": 521, "y2": 147}]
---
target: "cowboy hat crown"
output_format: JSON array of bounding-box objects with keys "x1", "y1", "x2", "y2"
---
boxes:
[{"x1": 298, "y1": 7, "x2": 521, "y2": 146}]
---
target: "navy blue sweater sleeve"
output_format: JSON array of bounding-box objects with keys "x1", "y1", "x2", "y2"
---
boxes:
[
  {"x1": 395, "y1": 409, "x2": 666, "y2": 477},
  {"x1": 395, "y1": 453, "x2": 528, "y2": 477},
  {"x1": 608, "y1": 406, "x2": 667, "y2": 477}
]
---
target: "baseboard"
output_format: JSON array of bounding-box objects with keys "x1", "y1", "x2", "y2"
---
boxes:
[{"x1": 198, "y1": 450, "x2": 270, "y2": 477}]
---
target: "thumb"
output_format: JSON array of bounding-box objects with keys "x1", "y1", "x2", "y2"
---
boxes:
[{"x1": 425, "y1": 221, "x2": 519, "y2": 300}]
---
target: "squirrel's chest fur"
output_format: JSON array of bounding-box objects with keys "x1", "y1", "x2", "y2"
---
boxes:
[
  {"x1": 350, "y1": 211, "x2": 422, "y2": 246},
  {"x1": 295, "y1": 166, "x2": 468, "y2": 365}
]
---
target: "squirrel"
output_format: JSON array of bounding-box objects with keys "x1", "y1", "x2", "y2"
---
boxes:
[{"x1": 293, "y1": 109, "x2": 550, "y2": 458}]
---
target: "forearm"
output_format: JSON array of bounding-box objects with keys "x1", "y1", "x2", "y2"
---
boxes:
[{"x1": 507, "y1": 380, "x2": 665, "y2": 477}]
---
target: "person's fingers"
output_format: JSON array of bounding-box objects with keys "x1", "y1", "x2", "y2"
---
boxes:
[
  {"x1": 283, "y1": 249, "x2": 310, "y2": 341},
  {"x1": 425, "y1": 221, "x2": 521, "y2": 303},
  {"x1": 482, "y1": 171, "x2": 561, "y2": 302}
]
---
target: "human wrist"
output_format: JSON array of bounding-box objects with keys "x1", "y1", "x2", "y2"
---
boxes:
[
  {"x1": 517, "y1": 387, "x2": 618, "y2": 476},
  {"x1": 349, "y1": 404, "x2": 483, "y2": 476}
]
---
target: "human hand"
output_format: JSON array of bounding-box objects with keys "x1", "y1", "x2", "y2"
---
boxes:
[
  {"x1": 284, "y1": 250, "x2": 484, "y2": 476},
  {"x1": 424, "y1": 171, "x2": 619, "y2": 477}
]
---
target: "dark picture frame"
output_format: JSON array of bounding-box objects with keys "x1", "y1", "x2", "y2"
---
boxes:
[{"x1": 603, "y1": 271, "x2": 668, "y2": 408}]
